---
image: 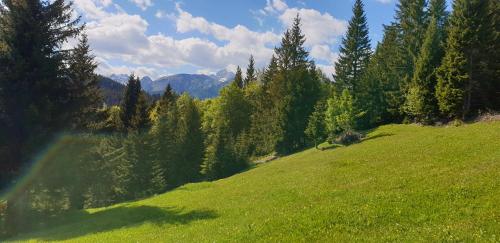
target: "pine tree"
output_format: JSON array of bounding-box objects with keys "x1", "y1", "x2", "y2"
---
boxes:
[
  {"x1": 175, "y1": 93, "x2": 204, "y2": 184},
  {"x1": 270, "y1": 14, "x2": 321, "y2": 154},
  {"x1": 262, "y1": 55, "x2": 278, "y2": 87},
  {"x1": 244, "y1": 55, "x2": 256, "y2": 87},
  {"x1": 234, "y1": 66, "x2": 244, "y2": 89},
  {"x1": 150, "y1": 85, "x2": 179, "y2": 186},
  {"x1": 395, "y1": 0, "x2": 428, "y2": 86},
  {"x1": 0, "y1": 0, "x2": 82, "y2": 234},
  {"x1": 334, "y1": 0, "x2": 372, "y2": 94},
  {"x1": 405, "y1": 16, "x2": 445, "y2": 123},
  {"x1": 201, "y1": 83, "x2": 251, "y2": 179},
  {"x1": 435, "y1": 0, "x2": 495, "y2": 119},
  {"x1": 67, "y1": 34, "x2": 102, "y2": 130},
  {"x1": 120, "y1": 75, "x2": 149, "y2": 131}
]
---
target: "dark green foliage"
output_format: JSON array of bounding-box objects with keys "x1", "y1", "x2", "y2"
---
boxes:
[
  {"x1": 244, "y1": 55, "x2": 256, "y2": 86},
  {"x1": 201, "y1": 83, "x2": 251, "y2": 178},
  {"x1": 262, "y1": 55, "x2": 278, "y2": 87},
  {"x1": 234, "y1": 66, "x2": 244, "y2": 89},
  {"x1": 67, "y1": 34, "x2": 102, "y2": 130},
  {"x1": 395, "y1": 0, "x2": 428, "y2": 87},
  {"x1": 334, "y1": 0, "x2": 372, "y2": 94},
  {"x1": 435, "y1": 0, "x2": 497, "y2": 119},
  {"x1": 120, "y1": 75, "x2": 149, "y2": 131},
  {"x1": 270, "y1": 15, "x2": 321, "y2": 154},
  {"x1": 404, "y1": 17, "x2": 445, "y2": 123},
  {"x1": 359, "y1": 24, "x2": 406, "y2": 126},
  {"x1": 174, "y1": 93, "x2": 204, "y2": 184},
  {"x1": 0, "y1": 0, "x2": 83, "y2": 234}
]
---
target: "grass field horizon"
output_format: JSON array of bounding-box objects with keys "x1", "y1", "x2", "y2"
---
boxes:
[{"x1": 9, "y1": 121, "x2": 500, "y2": 242}]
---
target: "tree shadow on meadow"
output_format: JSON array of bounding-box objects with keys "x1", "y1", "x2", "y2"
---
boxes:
[
  {"x1": 361, "y1": 132, "x2": 394, "y2": 142},
  {"x1": 17, "y1": 205, "x2": 218, "y2": 241},
  {"x1": 319, "y1": 132, "x2": 394, "y2": 151}
]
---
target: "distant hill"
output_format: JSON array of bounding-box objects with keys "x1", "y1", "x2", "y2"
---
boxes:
[
  {"x1": 98, "y1": 75, "x2": 126, "y2": 106},
  {"x1": 108, "y1": 70, "x2": 235, "y2": 99},
  {"x1": 98, "y1": 76, "x2": 159, "y2": 106}
]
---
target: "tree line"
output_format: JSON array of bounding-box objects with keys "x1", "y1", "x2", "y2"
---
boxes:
[{"x1": 0, "y1": 0, "x2": 498, "y2": 236}]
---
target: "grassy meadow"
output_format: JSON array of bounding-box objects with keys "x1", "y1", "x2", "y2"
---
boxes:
[{"x1": 10, "y1": 121, "x2": 500, "y2": 242}]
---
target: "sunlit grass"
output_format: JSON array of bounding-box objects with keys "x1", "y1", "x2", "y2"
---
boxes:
[{"x1": 10, "y1": 121, "x2": 500, "y2": 242}]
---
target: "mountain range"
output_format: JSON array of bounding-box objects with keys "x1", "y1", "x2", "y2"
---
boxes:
[{"x1": 108, "y1": 70, "x2": 235, "y2": 99}]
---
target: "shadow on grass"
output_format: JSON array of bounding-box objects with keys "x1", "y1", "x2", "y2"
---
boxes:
[
  {"x1": 317, "y1": 132, "x2": 394, "y2": 151},
  {"x1": 318, "y1": 144, "x2": 343, "y2": 151},
  {"x1": 15, "y1": 206, "x2": 217, "y2": 241},
  {"x1": 361, "y1": 132, "x2": 394, "y2": 142}
]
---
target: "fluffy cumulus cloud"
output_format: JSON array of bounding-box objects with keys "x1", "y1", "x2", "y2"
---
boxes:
[
  {"x1": 175, "y1": 6, "x2": 280, "y2": 66},
  {"x1": 72, "y1": 0, "x2": 345, "y2": 78}
]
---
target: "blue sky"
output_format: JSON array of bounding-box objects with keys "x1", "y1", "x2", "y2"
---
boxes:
[{"x1": 72, "y1": 0, "x2": 403, "y2": 79}]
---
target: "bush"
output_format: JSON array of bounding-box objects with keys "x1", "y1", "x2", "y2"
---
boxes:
[{"x1": 334, "y1": 130, "x2": 363, "y2": 145}]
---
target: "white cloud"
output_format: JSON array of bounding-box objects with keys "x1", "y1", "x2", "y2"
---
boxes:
[
  {"x1": 155, "y1": 10, "x2": 175, "y2": 20},
  {"x1": 129, "y1": 0, "x2": 152, "y2": 10},
  {"x1": 264, "y1": 0, "x2": 288, "y2": 14},
  {"x1": 174, "y1": 6, "x2": 280, "y2": 68},
  {"x1": 317, "y1": 64, "x2": 336, "y2": 76},
  {"x1": 73, "y1": 0, "x2": 111, "y2": 19},
  {"x1": 310, "y1": 45, "x2": 338, "y2": 63},
  {"x1": 73, "y1": 0, "x2": 344, "y2": 78},
  {"x1": 279, "y1": 8, "x2": 347, "y2": 46}
]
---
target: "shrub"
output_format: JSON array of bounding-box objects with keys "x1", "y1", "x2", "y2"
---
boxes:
[{"x1": 334, "y1": 130, "x2": 363, "y2": 145}]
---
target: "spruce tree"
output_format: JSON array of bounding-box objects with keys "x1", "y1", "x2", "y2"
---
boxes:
[
  {"x1": 262, "y1": 55, "x2": 278, "y2": 87},
  {"x1": 395, "y1": 0, "x2": 428, "y2": 86},
  {"x1": 435, "y1": 0, "x2": 494, "y2": 119},
  {"x1": 234, "y1": 66, "x2": 244, "y2": 89},
  {"x1": 244, "y1": 55, "x2": 256, "y2": 87},
  {"x1": 67, "y1": 34, "x2": 102, "y2": 130},
  {"x1": 334, "y1": 0, "x2": 372, "y2": 94},
  {"x1": 405, "y1": 16, "x2": 445, "y2": 123},
  {"x1": 150, "y1": 85, "x2": 179, "y2": 186},
  {"x1": 120, "y1": 75, "x2": 148, "y2": 131},
  {"x1": 270, "y1": 14, "x2": 321, "y2": 154},
  {"x1": 175, "y1": 94, "x2": 204, "y2": 184},
  {"x1": 0, "y1": 0, "x2": 82, "y2": 234}
]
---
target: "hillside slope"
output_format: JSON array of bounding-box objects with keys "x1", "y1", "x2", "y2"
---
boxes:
[{"x1": 11, "y1": 122, "x2": 500, "y2": 242}]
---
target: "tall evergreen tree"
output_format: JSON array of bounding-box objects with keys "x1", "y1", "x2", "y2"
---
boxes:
[
  {"x1": 201, "y1": 83, "x2": 251, "y2": 179},
  {"x1": 244, "y1": 55, "x2": 256, "y2": 87},
  {"x1": 334, "y1": 0, "x2": 372, "y2": 94},
  {"x1": 270, "y1": 14, "x2": 321, "y2": 154},
  {"x1": 262, "y1": 55, "x2": 278, "y2": 87},
  {"x1": 395, "y1": 0, "x2": 428, "y2": 86},
  {"x1": 67, "y1": 34, "x2": 102, "y2": 130},
  {"x1": 234, "y1": 66, "x2": 244, "y2": 89},
  {"x1": 175, "y1": 93, "x2": 204, "y2": 184},
  {"x1": 435, "y1": 0, "x2": 496, "y2": 119},
  {"x1": 150, "y1": 85, "x2": 178, "y2": 187},
  {"x1": 120, "y1": 75, "x2": 148, "y2": 131},
  {"x1": 405, "y1": 16, "x2": 446, "y2": 123},
  {"x1": 0, "y1": 0, "x2": 82, "y2": 233}
]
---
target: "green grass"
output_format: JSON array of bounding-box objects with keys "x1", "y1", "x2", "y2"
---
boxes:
[{"x1": 10, "y1": 122, "x2": 500, "y2": 242}]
